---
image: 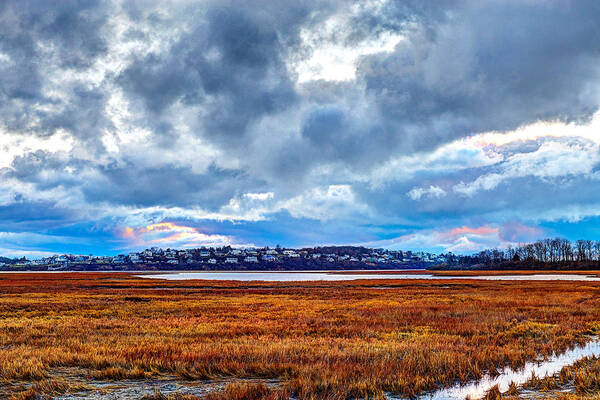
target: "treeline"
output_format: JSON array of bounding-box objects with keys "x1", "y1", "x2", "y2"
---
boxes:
[{"x1": 442, "y1": 238, "x2": 600, "y2": 270}]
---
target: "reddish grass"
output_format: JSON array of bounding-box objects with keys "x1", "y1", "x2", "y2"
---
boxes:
[{"x1": 0, "y1": 273, "x2": 599, "y2": 399}]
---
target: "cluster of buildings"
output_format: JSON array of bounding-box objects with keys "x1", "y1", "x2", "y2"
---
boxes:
[{"x1": 1, "y1": 246, "x2": 451, "y2": 271}]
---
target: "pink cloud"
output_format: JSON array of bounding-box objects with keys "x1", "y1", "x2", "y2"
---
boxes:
[
  {"x1": 118, "y1": 222, "x2": 237, "y2": 249},
  {"x1": 435, "y1": 225, "x2": 498, "y2": 242},
  {"x1": 365, "y1": 222, "x2": 545, "y2": 254},
  {"x1": 499, "y1": 221, "x2": 545, "y2": 243}
]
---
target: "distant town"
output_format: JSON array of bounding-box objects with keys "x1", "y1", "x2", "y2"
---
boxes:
[
  {"x1": 0, "y1": 246, "x2": 453, "y2": 271},
  {"x1": 4, "y1": 238, "x2": 600, "y2": 271}
]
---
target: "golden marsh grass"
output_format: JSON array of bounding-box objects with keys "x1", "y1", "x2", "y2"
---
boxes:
[{"x1": 0, "y1": 273, "x2": 599, "y2": 399}]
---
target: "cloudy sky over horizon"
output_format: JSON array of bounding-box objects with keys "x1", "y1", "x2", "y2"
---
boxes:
[{"x1": 1, "y1": 0, "x2": 600, "y2": 257}]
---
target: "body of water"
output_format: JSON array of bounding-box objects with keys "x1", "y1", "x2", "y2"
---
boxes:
[
  {"x1": 136, "y1": 271, "x2": 600, "y2": 281},
  {"x1": 405, "y1": 338, "x2": 600, "y2": 400}
]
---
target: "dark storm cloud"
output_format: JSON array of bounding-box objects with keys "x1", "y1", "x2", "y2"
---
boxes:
[
  {"x1": 0, "y1": 0, "x2": 111, "y2": 147},
  {"x1": 82, "y1": 162, "x2": 263, "y2": 210},
  {"x1": 39, "y1": 85, "x2": 112, "y2": 148},
  {"x1": 4, "y1": 150, "x2": 264, "y2": 211},
  {"x1": 358, "y1": 0, "x2": 600, "y2": 153},
  {"x1": 11, "y1": 0, "x2": 596, "y2": 194},
  {"x1": 7, "y1": 151, "x2": 82, "y2": 190},
  {"x1": 238, "y1": 0, "x2": 600, "y2": 178},
  {"x1": 6, "y1": 0, "x2": 109, "y2": 68},
  {"x1": 299, "y1": 106, "x2": 393, "y2": 169},
  {"x1": 0, "y1": 0, "x2": 107, "y2": 98},
  {"x1": 3, "y1": 0, "x2": 600, "y2": 177},
  {"x1": 117, "y1": 1, "x2": 324, "y2": 143}
]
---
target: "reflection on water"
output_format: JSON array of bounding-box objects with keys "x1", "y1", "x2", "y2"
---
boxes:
[
  {"x1": 137, "y1": 271, "x2": 600, "y2": 282},
  {"x1": 405, "y1": 339, "x2": 600, "y2": 400}
]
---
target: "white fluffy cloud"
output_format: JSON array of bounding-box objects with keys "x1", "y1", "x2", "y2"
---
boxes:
[
  {"x1": 454, "y1": 138, "x2": 600, "y2": 196},
  {"x1": 407, "y1": 185, "x2": 446, "y2": 201}
]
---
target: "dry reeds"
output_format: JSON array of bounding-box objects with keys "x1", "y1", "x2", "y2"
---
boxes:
[{"x1": 0, "y1": 273, "x2": 598, "y2": 399}]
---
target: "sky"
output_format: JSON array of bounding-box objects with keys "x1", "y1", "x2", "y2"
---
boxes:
[{"x1": 1, "y1": 0, "x2": 600, "y2": 257}]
